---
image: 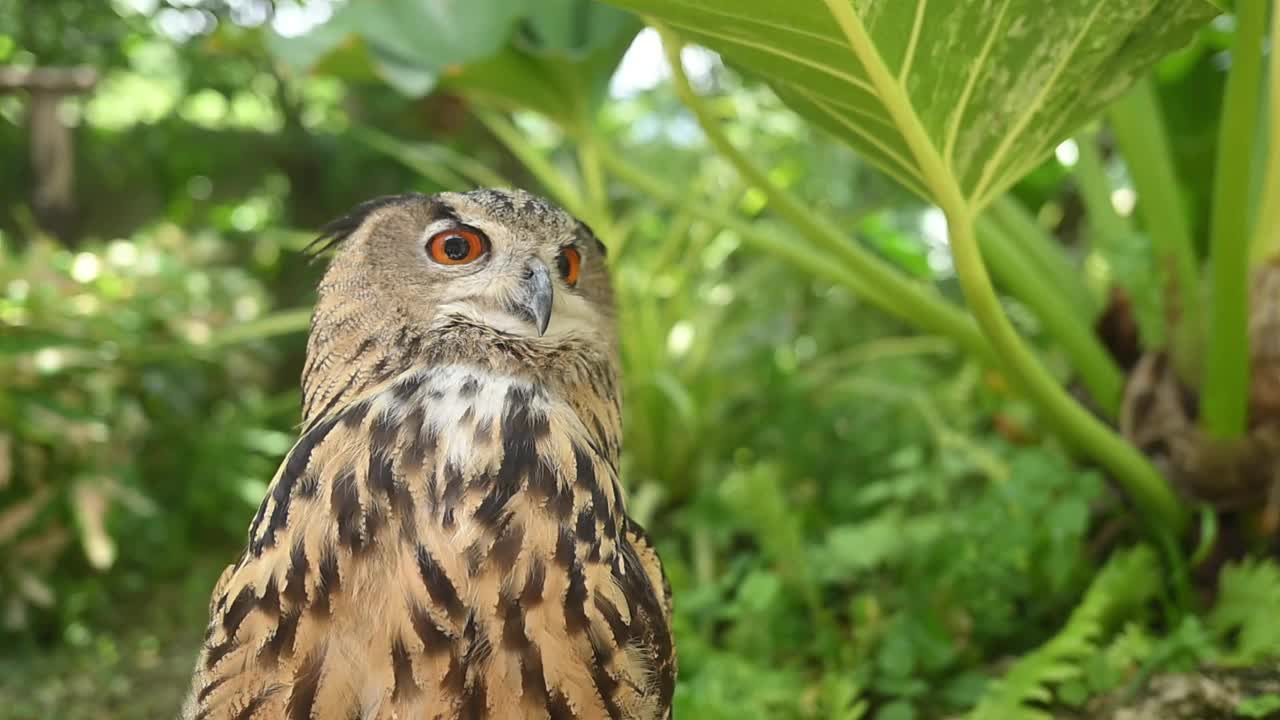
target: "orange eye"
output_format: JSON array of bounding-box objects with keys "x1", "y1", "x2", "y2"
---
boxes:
[
  {"x1": 557, "y1": 246, "x2": 581, "y2": 286},
  {"x1": 426, "y1": 228, "x2": 487, "y2": 265}
]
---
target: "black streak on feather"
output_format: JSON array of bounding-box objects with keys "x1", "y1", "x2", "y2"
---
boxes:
[
  {"x1": 460, "y1": 674, "x2": 488, "y2": 720},
  {"x1": 521, "y1": 559, "x2": 546, "y2": 607},
  {"x1": 260, "y1": 609, "x2": 300, "y2": 664},
  {"x1": 341, "y1": 400, "x2": 371, "y2": 429},
  {"x1": 232, "y1": 689, "x2": 275, "y2": 720},
  {"x1": 520, "y1": 643, "x2": 549, "y2": 708},
  {"x1": 442, "y1": 654, "x2": 466, "y2": 697},
  {"x1": 392, "y1": 372, "x2": 421, "y2": 403},
  {"x1": 575, "y1": 507, "x2": 596, "y2": 544},
  {"x1": 283, "y1": 541, "x2": 308, "y2": 607},
  {"x1": 196, "y1": 676, "x2": 230, "y2": 704},
  {"x1": 491, "y1": 521, "x2": 524, "y2": 572},
  {"x1": 221, "y1": 586, "x2": 255, "y2": 638},
  {"x1": 555, "y1": 528, "x2": 575, "y2": 570},
  {"x1": 565, "y1": 560, "x2": 590, "y2": 634},
  {"x1": 391, "y1": 635, "x2": 418, "y2": 700},
  {"x1": 498, "y1": 591, "x2": 528, "y2": 652},
  {"x1": 256, "y1": 576, "x2": 280, "y2": 617},
  {"x1": 312, "y1": 545, "x2": 341, "y2": 616},
  {"x1": 547, "y1": 691, "x2": 576, "y2": 720},
  {"x1": 594, "y1": 594, "x2": 632, "y2": 648},
  {"x1": 252, "y1": 413, "x2": 340, "y2": 555},
  {"x1": 461, "y1": 612, "x2": 492, "y2": 667},
  {"x1": 416, "y1": 545, "x2": 465, "y2": 622},
  {"x1": 204, "y1": 637, "x2": 238, "y2": 670},
  {"x1": 410, "y1": 603, "x2": 452, "y2": 654},
  {"x1": 298, "y1": 470, "x2": 319, "y2": 498},
  {"x1": 474, "y1": 474, "x2": 516, "y2": 528},
  {"x1": 285, "y1": 646, "x2": 326, "y2": 720},
  {"x1": 332, "y1": 470, "x2": 365, "y2": 553},
  {"x1": 497, "y1": 386, "x2": 547, "y2": 499},
  {"x1": 591, "y1": 657, "x2": 623, "y2": 720},
  {"x1": 442, "y1": 463, "x2": 466, "y2": 509},
  {"x1": 464, "y1": 539, "x2": 487, "y2": 577}
]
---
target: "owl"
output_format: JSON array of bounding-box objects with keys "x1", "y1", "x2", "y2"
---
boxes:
[{"x1": 182, "y1": 189, "x2": 676, "y2": 720}]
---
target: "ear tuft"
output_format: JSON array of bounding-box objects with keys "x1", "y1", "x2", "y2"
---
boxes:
[{"x1": 304, "y1": 193, "x2": 427, "y2": 260}]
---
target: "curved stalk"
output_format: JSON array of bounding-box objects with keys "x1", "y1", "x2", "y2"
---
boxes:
[
  {"x1": 977, "y1": 216, "x2": 1124, "y2": 416},
  {"x1": 353, "y1": 127, "x2": 512, "y2": 190},
  {"x1": 1072, "y1": 132, "x2": 1135, "y2": 245},
  {"x1": 1203, "y1": 0, "x2": 1266, "y2": 438},
  {"x1": 599, "y1": 150, "x2": 929, "y2": 323},
  {"x1": 1109, "y1": 79, "x2": 1202, "y2": 362},
  {"x1": 578, "y1": 131, "x2": 610, "y2": 225},
  {"x1": 814, "y1": 1, "x2": 1186, "y2": 536},
  {"x1": 473, "y1": 109, "x2": 595, "y2": 226},
  {"x1": 987, "y1": 195, "x2": 1098, "y2": 318},
  {"x1": 655, "y1": 28, "x2": 996, "y2": 366},
  {"x1": 951, "y1": 208, "x2": 1186, "y2": 534},
  {"x1": 1251, "y1": 0, "x2": 1280, "y2": 264}
]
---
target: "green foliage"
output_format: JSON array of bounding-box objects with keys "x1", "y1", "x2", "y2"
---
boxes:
[
  {"x1": 1209, "y1": 558, "x2": 1280, "y2": 665},
  {"x1": 604, "y1": 0, "x2": 1216, "y2": 209},
  {"x1": 1237, "y1": 693, "x2": 1280, "y2": 718},
  {"x1": 613, "y1": 2, "x2": 1200, "y2": 538},
  {"x1": 0, "y1": 226, "x2": 301, "y2": 635},
  {"x1": 966, "y1": 547, "x2": 1160, "y2": 720}
]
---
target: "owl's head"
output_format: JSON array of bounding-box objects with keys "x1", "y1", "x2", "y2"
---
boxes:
[{"x1": 301, "y1": 189, "x2": 616, "y2": 418}]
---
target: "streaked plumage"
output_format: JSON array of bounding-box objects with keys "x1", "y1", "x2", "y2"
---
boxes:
[{"x1": 183, "y1": 189, "x2": 675, "y2": 720}]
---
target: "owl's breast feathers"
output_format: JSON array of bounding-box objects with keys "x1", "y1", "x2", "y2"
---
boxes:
[{"x1": 185, "y1": 365, "x2": 675, "y2": 720}]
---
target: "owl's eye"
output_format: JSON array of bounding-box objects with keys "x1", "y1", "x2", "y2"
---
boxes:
[
  {"x1": 557, "y1": 246, "x2": 581, "y2": 287},
  {"x1": 427, "y1": 228, "x2": 487, "y2": 265}
]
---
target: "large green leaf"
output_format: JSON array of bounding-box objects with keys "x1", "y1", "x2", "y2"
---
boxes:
[
  {"x1": 269, "y1": 0, "x2": 638, "y2": 108},
  {"x1": 600, "y1": 0, "x2": 1218, "y2": 209},
  {"x1": 269, "y1": 0, "x2": 532, "y2": 96},
  {"x1": 443, "y1": 1, "x2": 640, "y2": 122},
  {"x1": 521, "y1": 0, "x2": 639, "y2": 57}
]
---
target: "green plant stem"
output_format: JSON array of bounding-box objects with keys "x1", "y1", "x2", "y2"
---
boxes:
[
  {"x1": 653, "y1": 28, "x2": 996, "y2": 366},
  {"x1": 977, "y1": 216, "x2": 1124, "y2": 417},
  {"x1": 577, "y1": 131, "x2": 610, "y2": 227},
  {"x1": 206, "y1": 308, "x2": 313, "y2": 349},
  {"x1": 354, "y1": 126, "x2": 512, "y2": 190},
  {"x1": 599, "y1": 152, "x2": 827, "y2": 280},
  {"x1": 951, "y1": 209, "x2": 1186, "y2": 534},
  {"x1": 1251, "y1": 1, "x2": 1280, "y2": 264},
  {"x1": 1072, "y1": 132, "x2": 1135, "y2": 250},
  {"x1": 472, "y1": 109, "x2": 596, "y2": 226},
  {"x1": 1203, "y1": 0, "x2": 1266, "y2": 439},
  {"x1": 816, "y1": 0, "x2": 1185, "y2": 538},
  {"x1": 987, "y1": 195, "x2": 1098, "y2": 318},
  {"x1": 1108, "y1": 79, "x2": 1202, "y2": 354}
]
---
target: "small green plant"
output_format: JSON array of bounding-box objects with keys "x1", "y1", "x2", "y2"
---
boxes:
[
  {"x1": 966, "y1": 547, "x2": 1160, "y2": 720},
  {"x1": 0, "y1": 226, "x2": 302, "y2": 635}
]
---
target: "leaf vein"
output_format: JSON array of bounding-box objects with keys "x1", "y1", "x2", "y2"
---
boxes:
[
  {"x1": 787, "y1": 84, "x2": 932, "y2": 199},
  {"x1": 898, "y1": 0, "x2": 928, "y2": 83},
  {"x1": 970, "y1": 1, "x2": 1106, "y2": 205},
  {"x1": 669, "y1": 22, "x2": 877, "y2": 95},
  {"x1": 943, "y1": 0, "x2": 1011, "y2": 173}
]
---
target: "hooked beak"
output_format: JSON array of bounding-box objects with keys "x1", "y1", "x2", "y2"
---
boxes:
[{"x1": 512, "y1": 259, "x2": 554, "y2": 336}]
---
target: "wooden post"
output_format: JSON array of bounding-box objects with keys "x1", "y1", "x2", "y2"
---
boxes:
[{"x1": 0, "y1": 66, "x2": 99, "y2": 243}]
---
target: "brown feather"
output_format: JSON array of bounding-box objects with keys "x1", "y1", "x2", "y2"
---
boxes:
[{"x1": 183, "y1": 189, "x2": 674, "y2": 720}]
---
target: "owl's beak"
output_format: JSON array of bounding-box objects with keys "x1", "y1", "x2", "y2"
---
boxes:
[{"x1": 514, "y1": 259, "x2": 554, "y2": 336}]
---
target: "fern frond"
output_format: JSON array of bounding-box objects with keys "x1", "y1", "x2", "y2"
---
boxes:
[
  {"x1": 965, "y1": 546, "x2": 1160, "y2": 720},
  {"x1": 1209, "y1": 557, "x2": 1280, "y2": 664}
]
